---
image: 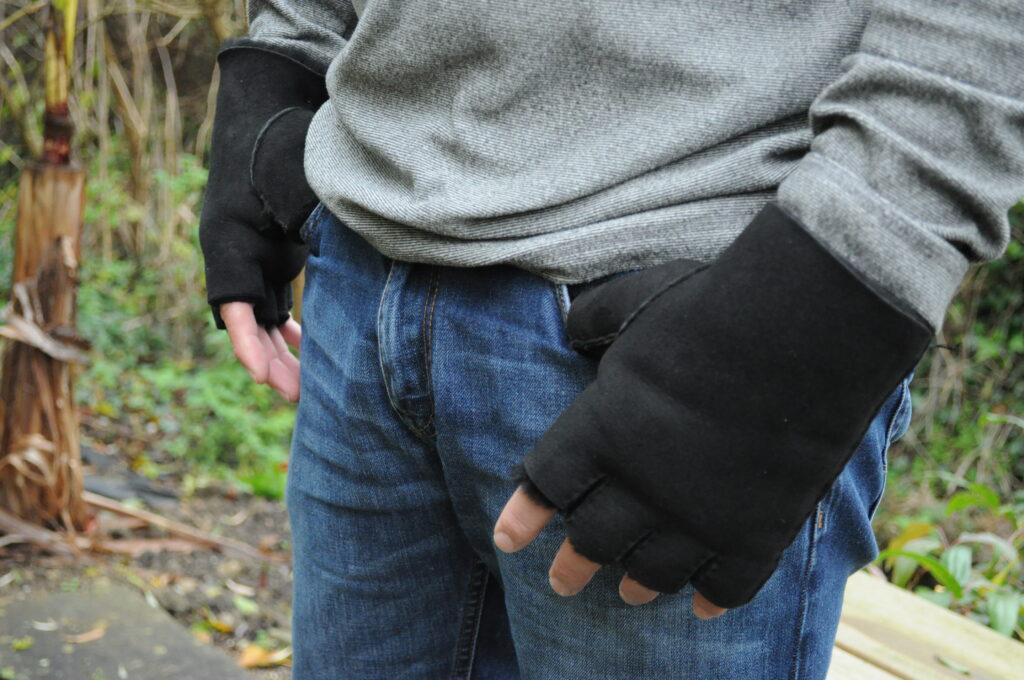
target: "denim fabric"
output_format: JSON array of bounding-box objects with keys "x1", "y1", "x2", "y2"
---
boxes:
[{"x1": 287, "y1": 205, "x2": 914, "y2": 679}]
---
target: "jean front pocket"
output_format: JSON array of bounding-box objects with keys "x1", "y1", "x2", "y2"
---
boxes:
[
  {"x1": 866, "y1": 375, "x2": 913, "y2": 520},
  {"x1": 298, "y1": 201, "x2": 326, "y2": 255}
]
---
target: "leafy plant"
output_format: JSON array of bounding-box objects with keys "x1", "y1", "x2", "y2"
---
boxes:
[{"x1": 877, "y1": 482, "x2": 1024, "y2": 640}]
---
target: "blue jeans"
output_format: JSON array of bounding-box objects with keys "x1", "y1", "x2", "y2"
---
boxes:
[{"x1": 287, "y1": 205, "x2": 914, "y2": 679}]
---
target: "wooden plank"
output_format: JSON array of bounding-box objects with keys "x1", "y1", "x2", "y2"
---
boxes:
[
  {"x1": 835, "y1": 571, "x2": 1024, "y2": 680},
  {"x1": 827, "y1": 646, "x2": 899, "y2": 680}
]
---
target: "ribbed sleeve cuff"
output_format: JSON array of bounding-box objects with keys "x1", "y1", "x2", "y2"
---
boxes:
[{"x1": 777, "y1": 152, "x2": 968, "y2": 331}]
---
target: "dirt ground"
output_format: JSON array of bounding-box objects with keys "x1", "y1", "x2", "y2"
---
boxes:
[{"x1": 0, "y1": 451, "x2": 296, "y2": 679}]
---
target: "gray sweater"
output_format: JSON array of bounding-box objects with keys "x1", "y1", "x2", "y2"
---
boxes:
[{"x1": 248, "y1": 0, "x2": 1023, "y2": 330}]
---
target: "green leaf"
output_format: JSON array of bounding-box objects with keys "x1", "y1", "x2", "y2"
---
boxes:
[
  {"x1": 941, "y1": 545, "x2": 973, "y2": 587},
  {"x1": 877, "y1": 549, "x2": 964, "y2": 599},
  {"x1": 914, "y1": 586, "x2": 954, "y2": 608},
  {"x1": 887, "y1": 522, "x2": 937, "y2": 552},
  {"x1": 986, "y1": 591, "x2": 1021, "y2": 637},
  {"x1": 233, "y1": 595, "x2": 259, "y2": 616},
  {"x1": 946, "y1": 483, "x2": 1001, "y2": 516},
  {"x1": 11, "y1": 636, "x2": 33, "y2": 651},
  {"x1": 888, "y1": 536, "x2": 942, "y2": 587},
  {"x1": 956, "y1": 533, "x2": 1020, "y2": 565}
]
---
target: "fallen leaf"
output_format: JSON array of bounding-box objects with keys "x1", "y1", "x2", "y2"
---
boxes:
[
  {"x1": 11, "y1": 636, "x2": 33, "y2": 651},
  {"x1": 174, "y1": 576, "x2": 198, "y2": 595},
  {"x1": 226, "y1": 579, "x2": 256, "y2": 597},
  {"x1": 233, "y1": 595, "x2": 259, "y2": 616},
  {"x1": 205, "y1": 616, "x2": 234, "y2": 634},
  {"x1": 32, "y1": 619, "x2": 58, "y2": 631},
  {"x1": 64, "y1": 623, "x2": 107, "y2": 644},
  {"x1": 217, "y1": 560, "x2": 243, "y2": 578},
  {"x1": 238, "y1": 645, "x2": 292, "y2": 669},
  {"x1": 258, "y1": 534, "x2": 281, "y2": 552},
  {"x1": 223, "y1": 510, "x2": 248, "y2": 527}
]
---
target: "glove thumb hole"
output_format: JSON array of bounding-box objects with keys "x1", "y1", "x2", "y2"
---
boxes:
[{"x1": 566, "y1": 258, "x2": 705, "y2": 356}]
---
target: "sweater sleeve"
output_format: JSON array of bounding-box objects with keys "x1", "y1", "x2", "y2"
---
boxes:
[
  {"x1": 246, "y1": 0, "x2": 357, "y2": 75},
  {"x1": 776, "y1": 0, "x2": 1024, "y2": 330}
]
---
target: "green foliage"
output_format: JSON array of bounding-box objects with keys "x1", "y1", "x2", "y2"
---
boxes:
[
  {"x1": 0, "y1": 181, "x2": 17, "y2": 302},
  {"x1": 877, "y1": 483, "x2": 1024, "y2": 640},
  {"x1": 883, "y1": 199, "x2": 1024, "y2": 517},
  {"x1": 71, "y1": 150, "x2": 294, "y2": 498}
]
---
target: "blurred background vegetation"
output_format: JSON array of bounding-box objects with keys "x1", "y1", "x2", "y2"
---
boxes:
[{"x1": 1, "y1": 0, "x2": 1021, "y2": 639}]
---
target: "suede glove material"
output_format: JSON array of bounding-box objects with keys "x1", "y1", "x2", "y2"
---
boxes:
[
  {"x1": 199, "y1": 41, "x2": 328, "y2": 329},
  {"x1": 521, "y1": 203, "x2": 932, "y2": 608}
]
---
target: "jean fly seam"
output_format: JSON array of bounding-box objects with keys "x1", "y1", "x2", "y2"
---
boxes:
[
  {"x1": 376, "y1": 264, "x2": 421, "y2": 425},
  {"x1": 376, "y1": 263, "x2": 438, "y2": 442},
  {"x1": 419, "y1": 267, "x2": 441, "y2": 434},
  {"x1": 451, "y1": 559, "x2": 489, "y2": 679}
]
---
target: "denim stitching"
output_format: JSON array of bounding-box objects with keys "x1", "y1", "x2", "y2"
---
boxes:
[
  {"x1": 376, "y1": 263, "x2": 439, "y2": 442},
  {"x1": 883, "y1": 378, "x2": 912, "y2": 447},
  {"x1": 298, "y1": 201, "x2": 326, "y2": 249},
  {"x1": 551, "y1": 282, "x2": 571, "y2": 328},
  {"x1": 451, "y1": 560, "x2": 489, "y2": 679},
  {"x1": 418, "y1": 267, "x2": 441, "y2": 434},
  {"x1": 376, "y1": 265, "x2": 417, "y2": 424},
  {"x1": 868, "y1": 378, "x2": 912, "y2": 520},
  {"x1": 788, "y1": 513, "x2": 820, "y2": 680}
]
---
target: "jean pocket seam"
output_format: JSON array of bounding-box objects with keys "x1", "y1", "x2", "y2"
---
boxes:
[
  {"x1": 299, "y1": 202, "x2": 326, "y2": 252},
  {"x1": 552, "y1": 282, "x2": 571, "y2": 328}
]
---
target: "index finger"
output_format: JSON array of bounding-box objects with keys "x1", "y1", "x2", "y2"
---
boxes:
[{"x1": 493, "y1": 485, "x2": 557, "y2": 553}]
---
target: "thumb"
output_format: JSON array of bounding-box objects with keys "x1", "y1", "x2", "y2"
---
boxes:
[{"x1": 567, "y1": 258, "x2": 705, "y2": 356}]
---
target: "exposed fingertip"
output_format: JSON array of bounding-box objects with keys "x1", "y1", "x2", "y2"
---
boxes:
[
  {"x1": 493, "y1": 531, "x2": 516, "y2": 553},
  {"x1": 549, "y1": 574, "x2": 573, "y2": 597},
  {"x1": 619, "y1": 579, "x2": 659, "y2": 606},
  {"x1": 692, "y1": 599, "x2": 726, "y2": 620}
]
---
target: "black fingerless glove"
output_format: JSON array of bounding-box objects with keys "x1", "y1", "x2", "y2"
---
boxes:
[
  {"x1": 199, "y1": 40, "x2": 328, "y2": 329},
  {"x1": 521, "y1": 204, "x2": 932, "y2": 608}
]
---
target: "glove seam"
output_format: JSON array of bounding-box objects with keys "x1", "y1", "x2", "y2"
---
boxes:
[
  {"x1": 250, "y1": 106, "x2": 311, "y2": 238},
  {"x1": 525, "y1": 467, "x2": 607, "y2": 514},
  {"x1": 569, "y1": 263, "x2": 710, "y2": 351},
  {"x1": 617, "y1": 528, "x2": 655, "y2": 565}
]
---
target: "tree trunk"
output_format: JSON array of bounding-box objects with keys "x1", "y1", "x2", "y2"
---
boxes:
[{"x1": 0, "y1": 162, "x2": 89, "y2": 531}]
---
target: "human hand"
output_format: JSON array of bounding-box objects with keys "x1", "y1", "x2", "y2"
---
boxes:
[
  {"x1": 199, "y1": 43, "x2": 324, "y2": 330},
  {"x1": 494, "y1": 486, "x2": 728, "y2": 618},
  {"x1": 493, "y1": 204, "x2": 930, "y2": 617},
  {"x1": 220, "y1": 301, "x2": 302, "y2": 402}
]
